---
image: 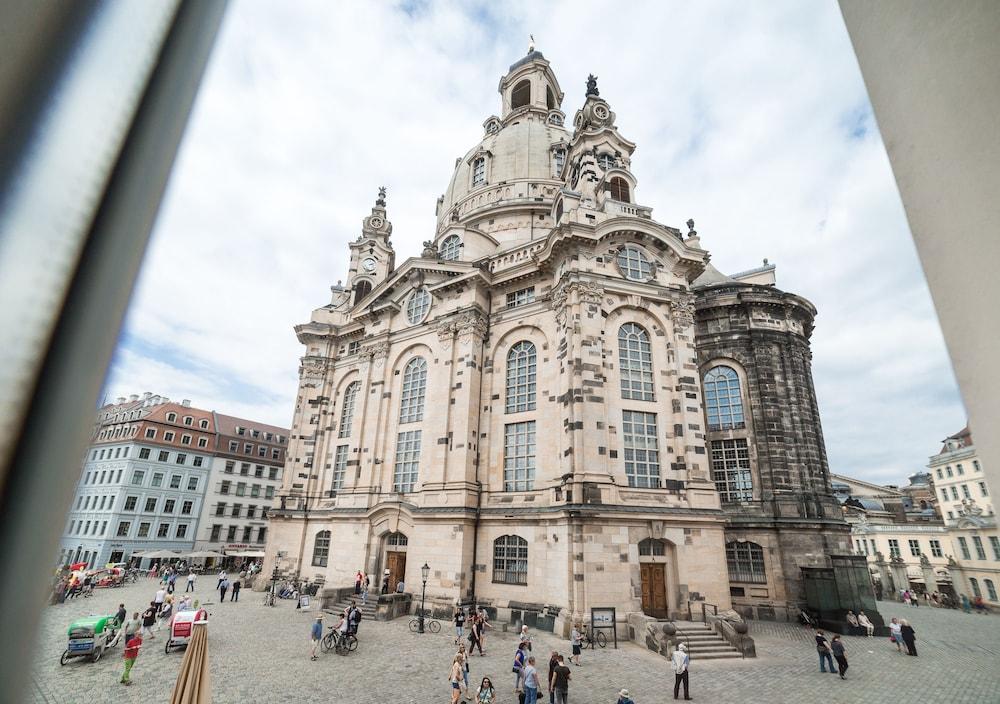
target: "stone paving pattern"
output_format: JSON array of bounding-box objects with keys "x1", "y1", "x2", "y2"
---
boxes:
[{"x1": 28, "y1": 581, "x2": 1000, "y2": 703}]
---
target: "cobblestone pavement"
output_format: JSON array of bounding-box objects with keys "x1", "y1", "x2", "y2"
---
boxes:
[{"x1": 28, "y1": 584, "x2": 1000, "y2": 704}]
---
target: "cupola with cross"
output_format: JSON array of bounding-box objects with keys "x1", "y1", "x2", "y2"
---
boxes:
[{"x1": 346, "y1": 187, "x2": 395, "y2": 306}]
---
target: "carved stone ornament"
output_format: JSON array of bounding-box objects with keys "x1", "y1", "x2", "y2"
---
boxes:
[
  {"x1": 436, "y1": 320, "x2": 459, "y2": 350},
  {"x1": 551, "y1": 280, "x2": 605, "y2": 312},
  {"x1": 299, "y1": 357, "x2": 328, "y2": 383},
  {"x1": 422, "y1": 240, "x2": 438, "y2": 258},
  {"x1": 670, "y1": 296, "x2": 695, "y2": 330},
  {"x1": 456, "y1": 311, "x2": 488, "y2": 344},
  {"x1": 364, "y1": 341, "x2": 390, "y2": 368}
]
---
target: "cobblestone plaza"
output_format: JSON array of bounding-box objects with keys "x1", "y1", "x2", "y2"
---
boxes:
[{"x1": 29, "y1": 580, "x2": 1000, "y2": 703}]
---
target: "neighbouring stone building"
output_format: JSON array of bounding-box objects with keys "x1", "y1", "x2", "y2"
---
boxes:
[
  {"x1": 929, "y1": 427, "x2": 1000, "y2": 605},
  {"x1": 263, "y1": 49, "x2": 853, "y2": 633}
]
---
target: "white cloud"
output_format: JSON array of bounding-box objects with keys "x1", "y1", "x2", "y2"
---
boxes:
[{"x1": 105, "y1": 0, "x2": 965, "y2": 484}]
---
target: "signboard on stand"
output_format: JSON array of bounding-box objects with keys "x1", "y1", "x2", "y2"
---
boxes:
[{"x1": 590, "y1": 607, "x2": 618, "y2": 649}]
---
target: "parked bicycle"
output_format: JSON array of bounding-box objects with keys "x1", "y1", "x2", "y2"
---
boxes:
[
  {"x1": 408, "y1": 617, "x2": 441, "y2": 634},
  {"x1": 321, "y1": 627, "x2": 358, "y2": 654},
  {"x1": 582, "y1": 627, "x2": 606, "y2": 648}
]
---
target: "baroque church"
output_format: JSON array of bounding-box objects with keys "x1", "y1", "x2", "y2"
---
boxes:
[{"x1": 263, "y1": 49, "x2": 851, "y2": 633}]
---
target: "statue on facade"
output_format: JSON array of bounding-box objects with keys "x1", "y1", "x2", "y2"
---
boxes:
[
  {"x1": 686, "y1": 218, "x2": 697, "y2": 238},
  {"x1": 376, "y1": 186, "x2": 387, "y2": 207},
  {"x1": 585, "y1": 74, "x2": 599, "y2": 97},
  {"x1": 422, "y1": 240, "x2": 438, "y2": 258}
]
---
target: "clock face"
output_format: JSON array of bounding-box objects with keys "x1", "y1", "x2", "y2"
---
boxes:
[
  {"x1": 369, "y1": 216, "x2": 384, "y2": 230},
  {"x1": 362, "y1": 257, "x2": 377, "y2": 272}
]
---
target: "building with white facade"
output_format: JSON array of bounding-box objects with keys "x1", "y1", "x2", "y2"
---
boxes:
[{"x1": 929, "y1": 427, "x2": 1000, "y2": 605}]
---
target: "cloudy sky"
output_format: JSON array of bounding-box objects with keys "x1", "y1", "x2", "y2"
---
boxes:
[{"x1": 105, "y1": 0, "x2": 965, "y2": 485}]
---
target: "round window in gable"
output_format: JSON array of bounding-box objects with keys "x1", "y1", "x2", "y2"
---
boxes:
[
  {"x1": 616, "y1": 245, "x2": 653, "y2": 282},
  {"x1": 406, "y1": 288, "x2": 432, "y2": 324}
]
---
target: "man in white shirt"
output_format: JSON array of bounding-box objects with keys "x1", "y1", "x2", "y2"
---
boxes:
[
  {"x1": 671, "y1": 642, "x2": 690, "y2": 700},
  {"x1": 153, "y1": 587, "x2": 166, "y2": 606},
  {"x1": 186, "y1": 571, "x2": 196, "y2": 592}
]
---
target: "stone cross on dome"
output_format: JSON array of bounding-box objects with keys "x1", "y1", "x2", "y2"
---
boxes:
[{"x1": 528, "y1": 34, "x2": 535, "y2": 53}]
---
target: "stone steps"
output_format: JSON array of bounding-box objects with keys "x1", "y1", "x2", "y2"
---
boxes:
[
  {"x1": 673, "y1": 622, "x2": 743, "y2": 660},
  {"x1": 326, "y1": 599, "x2": 377, "y2": 619}
]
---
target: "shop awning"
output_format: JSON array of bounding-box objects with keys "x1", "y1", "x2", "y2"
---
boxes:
[{"x1": 224, "y1": 550, "x2": 265, "y2": 557}]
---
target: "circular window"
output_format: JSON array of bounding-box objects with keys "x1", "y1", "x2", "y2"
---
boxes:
[
  {"x1": 406, "y1": 288, "x2": 431, "y2": 324},
  {"x1": 594, "y1": 104, "x2": 610, "y2": 120},
  {"x1": 370, "y1": 216, "x2": 384, "y2": 229},
  {"x1": 617, "y1": 245, "x2": 653, "y2": 281}
]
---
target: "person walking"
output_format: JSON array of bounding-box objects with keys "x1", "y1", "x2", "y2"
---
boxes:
[
  {"x1": 513, "y1": 643, "x2": 528, "y2": 692},
  {"x1": 477, "y1": 608, "x2": 493, "y2": 652},
  {"x1": 381, "y1": 569, "x2": 390, "y2": 594},
  {"x1": 476, "y1": 677, "x2": 496, "y2": 704},
  {"x1": 450, "y1": 655, "x2": 465, "y2": 704},
  {"x1": 815, "y1": 629, "x2": 837, "y2": 673},
  {"x1": 961, "y1": 593, "x2": 972, "y2": 613},
  {"x1": 457, "y1": 644, "x2": 472, "y2": 701},
  {"x1": 888, "y1": 617, "x2": 903, "y2": 653},
  {"x1": 523, "y1": 655, "x2": 540, "y2": 704},
  {"x1": 310, "y1": 615, "x2": 323, "y2": 661},
  {"x1": 469, "y1": 614, "x2": 484, "y2": 657},
  {"x1": 547, "y1": 650, "x2": 559, "y2": 704},
  {"x1": 520, "y1": 624, "x2": 533, "y2": 652},
  {"x1": 355, "y1": 570, "x2": 363, "y2": 595},
  {"x1": 185, "y1": 571, "x2": 196, "y2": 593},
  {"x1": 231, "y1": 575, "x2": 241, "y2": 602},
  {"x1": 123, "y1": 611, "x2": 141, "y2": 642},
  {"x1": 550, "y1": 654, "x2": 571, "y2": 704},
  {"x1": 157, "y1": 596, "x2": 173, "y2": 631},
  {"x1": 570, "y1": 624, "x2": 583, "y2": 666},
  {"x1": 857, "y1": 611, "x2": 875, "y2": 637},
  {"x1": 154, "y1": 586, "x2": 166, "y2": 608},
  {"x1": 454, "y1": 606, "x2": 467, "y2": 645},
  {"x1": 166, "y1": 571, "x2": 177, "y2": 595},
  {"x1": 617, "y1": 689, "x2": 634, "y2": 704},
  {"x1": 672, "y1": 642, "x2": 690, "y2": 700},
  {"x1": 831, "y1": 635, "x2": 848, "y2": 679},
  {"x1": 899, "y1": 619, "x2": 917, "y2": 656},
  {"x1": 217, "y1": 569, "x2": 226, "y2": 590},
  {"x1": 115, "y1": 603, "x2": 127, "y2": 628},
  {"x1": 219, "y1": 576, "x2": 229, "y2": 603},
  {"x1": 140, "y1": 602, "x2": 157, "y2": 640},
  {"x1": 120, "y1": 632, "x2": 142, "y2": 685},
  {"x1": 361, "y1": 578, "x2": 369, "y2": 605}
]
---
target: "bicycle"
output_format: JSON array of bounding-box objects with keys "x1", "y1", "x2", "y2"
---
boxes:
[
  {"x1": 408, "y1": 617, "x2": 441, "y2": 633},
  {"x1": 263, "y1": 589, "x2": 275, "y2": 607},
  {"x1": 582, "y1": 629, "x2": 606, "y2": 648},
  {"x1": 321, "y1": 628, "x2": 358, "y2": 654}
]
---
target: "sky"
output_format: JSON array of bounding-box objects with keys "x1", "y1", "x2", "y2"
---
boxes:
[{"x1": 104, "y1": 0, "x2": 966, "y2": 486}]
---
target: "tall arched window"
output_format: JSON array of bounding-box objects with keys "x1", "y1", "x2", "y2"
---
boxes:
[
  {"x1": 619, "y1": 323, "x2": 654, "y2": 401},
  {"x1": 970, "y1": 577, "x2": 982, "y2": 598},
  {"x1": 704, "y1": 366, "x2": 745, "y2": 430},
  {"x1": 506, "y1": 341, "x2": 537, "y2": 413},
  {"x1": 553, "y1": 148, "x2": 566, "y2": 178},
  {"x1": 608, "y1": 177, "x2": 630, "y2": 202},
  {"x1": 312, "y1": 530, "x2": 331, "y2": 567},
  {"x1": 472, "y1": 157, "x2": 486, "y2": 187},
  {"x1": 726, "y1": 541, "x2": 765, "y2": 584},
  {"x1": 511, "y1": 80, "x2": 531, "y2": 109},
  {"x1": 399, "y1": 357, "x2": 427, "y2": 424},
  {"x1": 338, "y1": 381, "x2": 359, "y2": 438},
  {"x1": 987, "y1": 579, "x2": 998, "y2": 602},
  {"x1": 354, "y1": 279, "x2": 372, "y2": 305},
  {"x1": 493, "y1": 535, "x2": 528, "y2": 584},
  {"x1": 440, "y1": 235, "x2": 461, "y2": 261},
  {"x1": 546, "y1": 86, "x2": 555, "y2": 110}
]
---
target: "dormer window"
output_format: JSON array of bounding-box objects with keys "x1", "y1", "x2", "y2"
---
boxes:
[
  {"x1": 608, "y1": 177, "x2": 631, "y2": 203},
  {"x1": 553, "y1": 149, "x2": 566, "y2": 178},
  {"x1": 597, "y1": 153, "x2": 616, "y2": 171},
  {"x1": 548, "y1": 113, "x2": 563, "y2": 126},
  {"x1": 440, "y1": 235, "x2": 462, "y2": 261},
  {"x1": 472, "y1": 157, "x2": 486, "y2": 187},
  {"x1": 511, "y1": 80, "x2": 531, "y2": 109},
  {"x1": 486, "y1": 120, "x2": 500, "y2": 135}
]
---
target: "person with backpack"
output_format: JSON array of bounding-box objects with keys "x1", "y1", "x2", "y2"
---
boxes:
[
  {"x1": 348, "y1": 601, "x2": 362, "y2": 635},
  {"x1": 513, "y1": 642, "x2": 528, "y2": 692}
]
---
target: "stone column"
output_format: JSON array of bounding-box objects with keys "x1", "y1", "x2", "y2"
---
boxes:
[
  {"x1": 889, "y1": 557, "x2": 909, "y2": 594},
  {"x1": 874, "y1": 553, "x2": 892, "y2": 595},
  {"x1": 920, "y1": 556, "x2": 938, "y2": 594}
]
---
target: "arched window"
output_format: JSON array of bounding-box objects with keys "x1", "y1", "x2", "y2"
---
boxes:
[
  {"x1": 638, "y1": 538, "x2": 666, "y2": 556},
  {"x1": 704, "y1": 366, "x2": 745, "y2": 430},
  {"x1": 166, "y1": 412, "x2": 177, "y2": 422},
  {"x1": 987, "y1": 579, "x2": 998, "y2": 602},
  {"x1": 472, "y1": 157, "x2": 486, "y2": 187},
  {"x1": 711, "y1": 439, "x2": 753, "y2": 502},
  {"x1": 726, "y1": 541, "x2": 765, "y2": 584},
  {"x1": 406, "y1": 288, "x2": 431, "y2": 324},
  {"x1": 546, "y1": 86, "x2": 555, "y2": 110},
  {"x1": 970, "y1": 577, "x2": 982, "y2": 598},
  {"x1": 440, "y1": 235, "x2": 462, "y2": 261},
  {"x1": 387, "y1": 532, "x2": 408, "y2": 547},
  {"x1": 616, "y1": 245, "x2": 652, "y2": 281},
  {"x1": 312, "y1": 530, "x2": 331, "y2": 567},
  {"x1": 493, "y1": 535, "x2": 528, "y2": 584},
  {"x1": 354, "y1": 279, "x2": 372, "y2": 305},
  {"x1": 506, "y1": 341, "x2": 537, "y2": 413},
  {"x1": 338, "y1": 381, "x2": 359, "y2": 438},
  {"x1": 608, "y1": 176, "x2": 630, "y2": 202},
  {"x1": 511, "y1": 80, "x2": 531, "y2": 109},
  {"x1": 619, "y1": 323, "x2": 653, "y2": 401},
  {"x1": 399, "y1": 357, "x2": 428, "y2": 424},
  {"x1": 555, "y1": 199, "x2": 564, "y2": 223},
  {"x1": 553, "y1": 149, "x2": 566, "y2": 178}
]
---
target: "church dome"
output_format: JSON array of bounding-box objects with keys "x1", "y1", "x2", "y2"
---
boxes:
[{"x1": 434, "y1": 50, "x2": 569, "y2": 248}]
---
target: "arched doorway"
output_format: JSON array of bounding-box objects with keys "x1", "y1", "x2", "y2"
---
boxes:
[
  {"x1": 638, "y1": 538, "x2": 669, "y2": 618},
  {"x1": 380, "y1": 531, "x2": 408, "y2": 593}
]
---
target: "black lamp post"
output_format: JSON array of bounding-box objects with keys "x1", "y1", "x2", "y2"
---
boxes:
[{"x1": 418, "y1": 562, "x2": 430, "y2": 634}]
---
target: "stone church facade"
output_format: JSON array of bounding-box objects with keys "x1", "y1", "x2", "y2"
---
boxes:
[{"x1": 263, "y1": 50, "x2": 850, "y2": 632}]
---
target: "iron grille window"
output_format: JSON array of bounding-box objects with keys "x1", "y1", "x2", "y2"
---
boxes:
[
  {"x1": 406, "y1": 288, "x2": 431, "y2": 324},
  {"x1": 393, "y1": 430, "x2": 421, "y2": 493},
  {"x1": 399, "y1": 358, "x2": 427, "y2": 424},
  {"x1": 493, "y1": 535, "x2": 528, "y2": 585},
  {"x1": 711, "y1": 439, "x2": 753, "y2": 502},
  {"x1": 312, "y1": 530, "x2": 331, "y2": 567},
  {"x1": 440, "y1": 235, "x2": 461, "y2": 261},
  {"x1": 503, "y1": 421, "x2": 536, "y2": 491},
  {"x1": 638, "y1": 538, "x2": 665, "y2": 556},
  {"x1": 616, "y1": 245, "x2": 651, "y2": 281},
  {"x1": 332, "y1": 445, "x2": 349, "y2": 491},
  {"x1": 505, "y1": 341, "x2": 537, "y2": 413},
  {"x1": 505, "y1": 287, "x2": 535, "y2": 308},
  {"x1": 618, "y1": 323, "x2": 654, "y2": 401},
  {"x1": 704, "y1": 366, "x2": 746, "y2": 430},
  {"x1": 622, "y1": 411, "x2": 659, "y2": 487},
  {"x1": 726, "y1": 541, "x2": 766, "y2": 584},
  {"x1": 339, "y1": 381, "x2": 359, "y2": 438}
]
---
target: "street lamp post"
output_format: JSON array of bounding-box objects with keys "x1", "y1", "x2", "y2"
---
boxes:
[{"x1": 418, "y1": 562, "x2": 430, "y2": 634}]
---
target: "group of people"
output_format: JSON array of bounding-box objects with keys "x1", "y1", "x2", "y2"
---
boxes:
[
  {"x1": 308, "y1": 601, "x2": 363, "y2": 660},
  {"x1": 815, "y1": 613, "x2": 919, "y2": 679},
  {"x1": 454, "y1": 605, "x2": 495, "y2": 656},
  {"x1": 844, "y1": 610, "x2": 875, "y2": 636},
  {"x1": 116, "y1": 583, "x2": 205, "y2": 685}
]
